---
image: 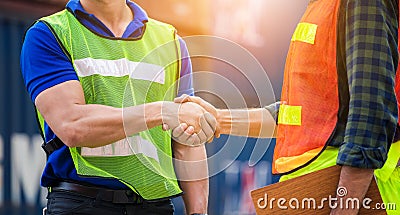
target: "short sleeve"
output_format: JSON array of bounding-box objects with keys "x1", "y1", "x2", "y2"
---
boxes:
[
  {"x1": 20, "y1": 21, "x2": 79, "y2": 103},
  {"x1": 177, "y1": 36, "x2": 194, "y2": 97}
]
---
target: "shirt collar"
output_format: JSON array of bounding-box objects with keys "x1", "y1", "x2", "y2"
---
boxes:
[{"x1": 66, "y1": 0, "x2": 149, "y2": 37}]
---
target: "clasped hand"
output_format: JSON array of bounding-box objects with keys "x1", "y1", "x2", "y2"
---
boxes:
[{"x1": 162, "y1": 95, "x2": 220, "y2": 146}]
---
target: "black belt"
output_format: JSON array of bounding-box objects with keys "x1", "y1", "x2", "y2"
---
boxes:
[{"x1": 50, "y1": 181, "x2": 144, "y2": 204}]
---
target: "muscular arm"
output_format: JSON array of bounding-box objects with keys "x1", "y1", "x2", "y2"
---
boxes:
[
  {"x1": 173, "y1": 141, "x2": 209, "y2": 214},
  {"x1": 35, "y1": 80, "x2": 207, "y2": 148}
]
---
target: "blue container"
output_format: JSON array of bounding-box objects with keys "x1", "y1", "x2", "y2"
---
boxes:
[{"x1": 0, "y1": 14, "x2": 46, "y2": 215}]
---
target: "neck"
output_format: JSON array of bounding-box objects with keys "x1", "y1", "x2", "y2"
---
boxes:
[{"x1": 80, "y1": 0, "x2": 133, "y2": 37}]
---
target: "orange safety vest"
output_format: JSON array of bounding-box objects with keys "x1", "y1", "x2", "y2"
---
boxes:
[{"x1": 273, "y1": 0, "x2": 400, "y2": 174}]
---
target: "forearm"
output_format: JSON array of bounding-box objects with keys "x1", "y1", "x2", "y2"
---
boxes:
[
  {"x1": 218, "y1": 108, "x2": 276, "y2": 138},
  {"x1": 330, "y1": 166, "x2": 374, "y2": 215},
  {"x1": 47, "y1": 101, "x2": 165, "y2": 148},
  {"x1": 180, "y1": 179, "x2": 209, "y2": 214},
  {"x1": 35, "y1": 80, "x2": 173, "y2": 148},
  {"x1": 173, "y1": 141, "x2": 209, "y2": 214}
]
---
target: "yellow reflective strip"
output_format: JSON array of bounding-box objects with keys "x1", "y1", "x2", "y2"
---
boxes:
[
  {"x1": 291, "y1": 22, "x2": 318, "y2": 44},
  {"x1": 277, "y1": 146, "x2": 337, "y2": 180},
  {"x1": 278, "y1": 104, "x2": 302, "y2": 126}
]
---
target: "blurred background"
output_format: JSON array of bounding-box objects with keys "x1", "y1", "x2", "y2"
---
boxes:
[{"x1": 0, "y1": 0, "x2": 308, "y2": 214}]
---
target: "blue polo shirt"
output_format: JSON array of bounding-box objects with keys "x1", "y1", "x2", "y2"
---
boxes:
[{"x1": 20, "y1": 0, "x2": 194, "y2": 189}]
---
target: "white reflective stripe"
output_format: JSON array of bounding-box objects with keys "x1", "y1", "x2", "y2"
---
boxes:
[
  {"x1": 74, "y1": 58, "x2": 165, "y2": 84},
  {"x1": 80, "y1": 136, "x2": 160, "y2": 162}
]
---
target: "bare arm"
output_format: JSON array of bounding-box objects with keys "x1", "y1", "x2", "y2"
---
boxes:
[
  {"x1": 35, "y1": 80, "x2": 211, "y2": 148},
  {"x1": 173, "y1": 141, "x2": 209, "y2": 214},
  {"x1": 167, "y1": 109, "x2": 215, "y2": 214},
  {"x1": 330, "y1": 167, "x2": 374, "y2": 215},
  {"x1": 174, "y1": 95, "x2": 277, "y2": 139},
  {"x1": 218, "y1": 108, "x2": 276, "y2": 138}
]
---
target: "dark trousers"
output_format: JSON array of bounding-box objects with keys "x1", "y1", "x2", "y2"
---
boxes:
[{"x1": 45, "y1": 190, "x2": 175, "y2": 215}]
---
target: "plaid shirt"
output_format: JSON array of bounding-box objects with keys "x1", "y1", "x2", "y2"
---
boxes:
[{"x1": 329, "y1": 0, "x2": 399, "y2": 169}]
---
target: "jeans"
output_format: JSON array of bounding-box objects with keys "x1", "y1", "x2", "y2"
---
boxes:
[{"x1": 45, "y1": 190, "x2": 175, "y2": 215}]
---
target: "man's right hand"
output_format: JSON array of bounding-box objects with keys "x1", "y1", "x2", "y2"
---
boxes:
[
  {"x1": 174, "y1": 95, "x2": 221, "y2": 139},
  {"x1": 162, "y1": 101, "x2": 217, "y2": 146},
  {"x1": 173, "y1": 95, "x2": 279, "y2": 139}
]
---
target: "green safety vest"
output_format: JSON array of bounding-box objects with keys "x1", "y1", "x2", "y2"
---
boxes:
[{"x1": 39, "y1": 10, "x2": 182, "y2": 200}]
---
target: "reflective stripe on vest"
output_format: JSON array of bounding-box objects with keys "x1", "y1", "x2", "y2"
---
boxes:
[{"x1": 40, "y1": 10, "x2": 182, "y2": 200}]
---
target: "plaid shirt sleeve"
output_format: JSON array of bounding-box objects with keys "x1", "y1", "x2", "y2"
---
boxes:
[{"x1": 337, "y1": 0, "x2": 399, "y2": 169}]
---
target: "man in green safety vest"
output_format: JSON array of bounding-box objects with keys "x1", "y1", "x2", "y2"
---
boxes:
[{"x1": 20, "y1": 0, "x2": 215, "y2": 214}]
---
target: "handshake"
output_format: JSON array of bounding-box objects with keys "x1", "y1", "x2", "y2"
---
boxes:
[{"x1": 161, "y1": 94, "x2": 220, "y2": 147}]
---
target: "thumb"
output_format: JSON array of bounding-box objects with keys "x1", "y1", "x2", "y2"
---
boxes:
[{"x1": 215, "y1": 127, "x2": 221, "y2": 139}]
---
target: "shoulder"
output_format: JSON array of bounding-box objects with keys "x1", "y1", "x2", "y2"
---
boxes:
[
  {"x1": 40, "y1": 10, "x2": 69, "y2": 25},
  {"x1": 39, "y1": 10, "x2": 72, "y2": 37},
  {"x1": 24, "y1": 10, "x2": 70, "y2": 45},
  {"x1": 21, "y1": 18, "x2": 77, "y2": 103},
  {"x1": 25, "y1": 21, "x2": 52, "y2": 38},
  {"x1": 23, "y1": 21, "x2": 58, "y2": 52},
  {"x1": 147, "y1": 18, "x2": 176, "y2": 33}
]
